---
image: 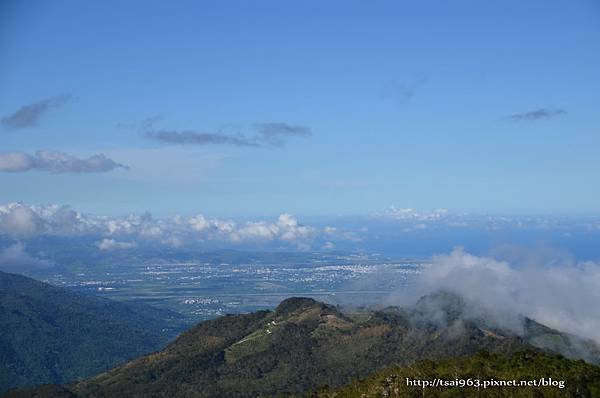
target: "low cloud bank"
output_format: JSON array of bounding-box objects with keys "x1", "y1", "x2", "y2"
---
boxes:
[
  {"x1": 393, "y1": 248, "x2": 600, "y2": 344},
  {"x1": 0, "y1": 203, "x2": 342, "y2": 251},
  {"x1": 96, "y1": 239, "x2": 137, "y2": 251},
  {"x1": 373, "y1": 206, "x2": 600, "y2": 233},
  {"x1": 0, "y1": 243, "x2": 53, "y2": 272}
]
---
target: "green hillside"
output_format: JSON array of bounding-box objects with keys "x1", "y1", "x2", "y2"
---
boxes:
[
  {"x1": 317, "y1": 349, "x2": 600, "y2": 397},
  {"x1": 6, "y1": 294, "x2": 600, "y2": 397},
  {"x1": 0, "y1": 271, "x2": 187, "y2": 393}
]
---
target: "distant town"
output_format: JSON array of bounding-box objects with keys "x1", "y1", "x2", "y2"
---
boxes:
[{"x1": 41, "y1": 253, "x2": 425, "y2": 321}]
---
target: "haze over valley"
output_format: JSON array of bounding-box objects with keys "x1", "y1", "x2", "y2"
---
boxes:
[{"x1": 2, "y1": 1, "x2": 600, "y2": 396}]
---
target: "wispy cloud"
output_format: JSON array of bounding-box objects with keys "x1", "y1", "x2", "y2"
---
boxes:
[
  {"x1": 1, "y1": 95, "x2": 73, "y2": 129},
  {"x1": 507, "y1": 108, "x2": 567, "y2": 121},
  {"x1": 380, "y1": 75, "x2": 427, "y2": 105},
  {"x1": 146, "y1": 130, "x2": 260, "y2": 147},
  {"x1": 254, "y1": 122, "x2": 311, "y2": 147},
  {"x1": 143, "y1": 118, "x2": 311, "y2": 148},
  {"x1": 0, "y1": 151, "x2": 128, "y2": 173}
]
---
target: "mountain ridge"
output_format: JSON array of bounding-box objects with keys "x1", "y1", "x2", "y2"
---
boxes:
[
  {"x1": 0, "y1": 270, "x2": 187, "y2": 393},
  {"x1": 8, "y1": 292, "x2": 599, "y2": 397},
  {"x1": 5, "y1": 293, "x2": 600, "y2": 397}
]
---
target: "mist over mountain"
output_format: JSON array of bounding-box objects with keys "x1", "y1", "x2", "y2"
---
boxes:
[
  {"x1": 9, "y1": 293, "x2": 599, "y2": 397},
  {"x1": 385, "y1": 248, "x2": 600, "y2": 348}
]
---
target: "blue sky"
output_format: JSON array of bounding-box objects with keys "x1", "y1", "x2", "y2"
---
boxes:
[{"x1": 1, "y1": 0, "x2": 599, "y2": 217}]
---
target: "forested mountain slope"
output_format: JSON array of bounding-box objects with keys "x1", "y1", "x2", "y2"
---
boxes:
[{"x1": 0, "y1": 271, "x2": 186, "y2": 393}]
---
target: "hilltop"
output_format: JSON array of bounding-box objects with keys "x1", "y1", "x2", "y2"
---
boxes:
[{"x1": 9, "y1": 293, "x2": 600, "y2": 397}]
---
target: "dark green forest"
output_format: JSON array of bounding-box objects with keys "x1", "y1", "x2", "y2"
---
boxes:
[{"x1": 0, "y1": 271, "x2": 186, "y2": 393}]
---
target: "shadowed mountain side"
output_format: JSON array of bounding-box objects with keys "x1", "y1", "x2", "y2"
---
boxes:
[{"x1": 0, "y1": 271, "x2": 187, "y2": 393}]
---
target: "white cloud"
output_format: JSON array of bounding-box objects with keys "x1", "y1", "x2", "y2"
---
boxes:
[
  {"x1": 324, "y1": 226, "x2": 337, "y2": 234},
  {"x1": 0, "y1": 203, "x2": 323, "y2": 249},
  {"x1": 0, "y1": 203, "x2": 42, "y2": 235},
  {"x1": 277, "y1": 213, "x2": 313, "y2": 241},
  {"x1": 374, "y1": 206, "x2": 598, "y2": 232},
  {"x1": 397, "y1": 248, "x2": 600, "y2": 344},
  {"x1": 189, "y1": 214, "x2": 210, "y2": 231},
  {"x1": 0, "y1": 243, "x2": 53, "y2": 271},
  {"x1": 96, "y1": 239, "x2": 137, "y2": 251},
  {"x1": 0, "y1": 152, "x2": 32, "y2": 172},
  {"x1": 231, "y1": 222, "x2": 278, "y2": 241},
  {"x1": 0, "y1": 203, "x2": 103, "y2": 236},
  {"x1": 228, "y1": 214, "x2": 315, "y2": 243},
  {"x1": 381, "y1": 207, "x2": 449, "y2": 221}
]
